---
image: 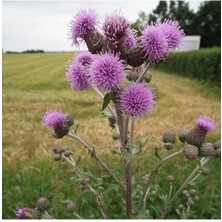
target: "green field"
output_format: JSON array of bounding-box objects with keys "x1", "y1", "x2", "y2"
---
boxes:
[{"x1": 2, "y1": 52, "x2": 221, "y2": 219}]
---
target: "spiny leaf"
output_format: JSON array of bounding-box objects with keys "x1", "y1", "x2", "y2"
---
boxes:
[
  {"x1": 102, "y1": 92, "x2": 111, "y2": 111},
  {"x1": 154, "y1": 146, "x2": 161, "y2": 161}
]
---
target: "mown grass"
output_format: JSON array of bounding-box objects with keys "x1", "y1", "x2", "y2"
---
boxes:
[{"x1": 2, "y1": 52, "x2": 221, "y2": 219}]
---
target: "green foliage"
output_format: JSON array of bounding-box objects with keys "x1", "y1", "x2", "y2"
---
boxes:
[{"x1": 152, "y1": 48, "x2": 221, "y2": 85}]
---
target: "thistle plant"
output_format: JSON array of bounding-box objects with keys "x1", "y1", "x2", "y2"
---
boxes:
[{"x1": 15, "y1": 9, "x2": 220, "y2": 219}]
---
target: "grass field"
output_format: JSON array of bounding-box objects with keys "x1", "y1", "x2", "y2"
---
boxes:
[{"x1": 2, "y1": 52, "x2": 221, "y2": 219}]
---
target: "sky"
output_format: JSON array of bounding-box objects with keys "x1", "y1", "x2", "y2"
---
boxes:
[{"x1": 2, "y1": 0, "x2": 203, "y2": 52}]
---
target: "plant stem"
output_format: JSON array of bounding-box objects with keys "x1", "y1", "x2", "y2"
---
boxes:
[
  {"x1": 67, "y1": 132, "x2": 124, "y2": 189},
  {"x1": 136, "y1": 62, "x2": 150, "y2": 83},
  {"x1": 167, "y1": 183, "x2": 173, "y2": 202},
  {"x1": 62, "y1": 155, "x2": 107, "y2": 219},
  {"x1": 136, "y1": 148, "x2": 184, "y2": 213},
  {"x1": 129, "y1": 117, "x2": 135, "y2": 145},
  {"x1": 160, "y1": 157, "x2": 211, "y2": 218},
  {"x1": 73, "y1": 212, "x2": 83, "y2": 219}
]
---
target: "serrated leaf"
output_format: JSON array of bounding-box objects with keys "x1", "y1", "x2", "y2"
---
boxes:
[
  {"x1": 132, "y1": 133, "x2": 149, "y2": 156},
  {"x1": 102, "y1": 92, "x2": 111, "y2": 111},
  {"x1": 154, "y1": 147, "x2": 161, "y2": 161},
  {"x1": 121, "y1": 146, "x2": 133, "y2": 163}
]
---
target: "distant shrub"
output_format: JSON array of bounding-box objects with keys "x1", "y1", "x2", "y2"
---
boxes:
[
  {"x1": 22, "y1": 49, "x2": 45, "y2": 53},
  {"x1": 153, "y1": 48, "x2": 221, "y2": 85}
]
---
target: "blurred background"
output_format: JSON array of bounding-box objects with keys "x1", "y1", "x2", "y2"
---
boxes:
[{"x1": 2, "y1": 0, "x2": 221, "y2": 219}]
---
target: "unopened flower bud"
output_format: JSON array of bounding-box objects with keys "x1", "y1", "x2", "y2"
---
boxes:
[
  {"x1": 188, "y1": 197, "x2": 195, "y2": 205},
  {"x1": 166, "y1": 175, "x2": 175, "y2": 182},
  {"x1": 199, "y1": 143, "x2": 215, "y2": 157},
  {"x1": 53, "y1": 154, "x2": 62, "y2": 161},
  {"x1": 178, "y1": 204, "x2": 184, "y2": 210},
  {"x1": 213, "y1": 140, "x2": 221, "y2": 149},
  {"x1": 84, "y1": 30, "x2": 104, "y2": 54},
  {"x1": 178, "y1": 128, "x2": 189, "y2": 142},
  {"x1": 182, "y1": 190, "x2": 188, "y2": 195},
  {"x1": 189, "y1": 189, "x2": 197, "y2": 197},
  {"x1": 126, "y1": 72, "x2": 138, "y2": 81},
  {"x1": 125, "y1": 43, "x2": 147, "y2": 67},
  {"x1": 112, "y1": 132, "x2": 120, "y2": 140},
  {"x1": 200, "y1": 167, "x2": 210, "y2": 176},
  {"x1": 194, "y1": 195, "x2": 199, "y2": 202},
  {"x1": 184, "y1": 144, "x2": 199, "y2": 160},
  {"x1": 64, "y1": 149, "x2": 72, "y2": 157},
  {"x1": 37, "y1": 197, "x2": 50, "y2": 211},
  {"x1": 215, "y1": 148, "x2": 221, "y2": 158},
  {"x1": 163, "y1": 131, "x2": 176, "y2": 144},
  {"x1": 52, "y1": 125, "x2": 70, "y2": 139},
  {"x1": 41, "y1": 213, "x2": 54, "y2": 219},
  {"x1": 66, "y1": 201, "x2": 76, "y2": 212},
  {"x1": 143, "y1": 71, "x2": 152, "y2": 83},
  {"x1": 108, "y1": 115, "x2": 116, "y2": 124},
  {"x1": 164, "y1": 142, "x2": 173, "y2": 150},
  {"x1": 52, "y1": 146, "x2": 64, "y2": 154}
]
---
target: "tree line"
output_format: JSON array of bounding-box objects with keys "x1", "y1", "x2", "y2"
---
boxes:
[{"x1": 132, "y1": 0, "x2": 221, "y2": 48}]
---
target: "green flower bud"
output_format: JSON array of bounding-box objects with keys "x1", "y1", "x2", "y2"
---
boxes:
[
  {"x1": 166, "y1": 175, "x2": 175, "y2": 182},
  {"x1": 199, "y1": 143, "x2": 215, "y2": 157},
  {"x1": 112, "y1": 132, "x2": 120, "y2": 140},
  {"x1": 64, "y1": 149, "x2": 72, "y2": 157},
  {"x1": 215, "y1": 148, "x2": 221, "y2": 158},
  {"x1": 189, "y1": 189, "x2": 197, "y2": 197},
  {"x1": 188, "y1": 197, "x2": 195, "y2": 205},
  {"x1": 143, "y1": 71, "x2": 152, "y2": 83},
  {"x1": 178, "y1": 128, "x2": 189, "y2": 142},
  {"x1": 184, "y1": 143, "x2": 199, "y2": 160},
  {"x1": 163, "y1": 131, "x2": 176, "y2": 143},
  {"x1": 41, "y1": 213, "x2": 54, "y2": 219},
  {"x1": 194, "y1": 195, "x2": 199, "y2": 202},
  {"x1": 36, "y1": 197, "x2": 50, "y2": 211},
  {"x1": 213, "y1": 140, "x2": 221, "y2": 149},
  {"x1": 53, "y1": 154, "x2": 62, "y2": 161},
  {"x1": 66, "y1": 201, "x2": 76, "y2": 213},
  {"x1": 164, "y1": 142, "x2": 173, "y2": 150}
]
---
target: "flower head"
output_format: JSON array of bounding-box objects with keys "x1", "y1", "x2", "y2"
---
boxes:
[
  {"x1": 120, "y1": 83, "x2": 154, "y2": 116},
  {"x1": 67, "y1": 62, "x2": 89, "y2": 91},
  {"x1": 141, "y1": 24, "x2": 168, "y2": 62},
  {"x1": 196, "y1": 115, "x2": 217, "y2": 131},
  {"x1": 70, "y1": 9, "x2": 97, "y2": 44},
  {"x1": 75, "y1": 51, "x2": 94, "y2": 65},
  {"x1": 15, "y1": 208, "x2": 26, "y2": 219},
  {"x1": 103, "y1": 13, "x2": 129, "y2": 44},
  {"x1": 157, "y1": 19, "x2": 184, "y2": 50},
  {"x1": 122, "y1": 28, "x2": 137, "y2": 49},
  {"x1": 43, "y1": 110, "x2": 68, "y2": 129},
  {"x1": 90, "y1": 53, "x2": 123, "y2": 90}
]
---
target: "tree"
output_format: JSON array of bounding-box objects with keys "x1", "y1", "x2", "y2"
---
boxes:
[
  {"x1": 132, "y1": 0, "x2": 221, "y2": 47},
  {"x1": 193, "y1": 1, "x2": 221, "y2": 47}
]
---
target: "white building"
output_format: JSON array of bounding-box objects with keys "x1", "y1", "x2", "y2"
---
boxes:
[{"x1": 176, "y1": 35, "x2": 201, "y2": 52}]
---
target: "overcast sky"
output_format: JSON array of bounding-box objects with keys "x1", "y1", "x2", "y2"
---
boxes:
[{"x1": 2, "y1": 0, "x2": 203, "y2": 52}]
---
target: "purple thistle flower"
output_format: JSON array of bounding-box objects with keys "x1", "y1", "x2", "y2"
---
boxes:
[
  {"x1": 120, "y1": 83, "x2": 154, "y2": 116},
  {"x1": 75, "y1": 51, "x2": 94, "y2": 65},
  {"x1": 196, "y1": 115, "x2": 217, "y2": 131},
  {"x1": 141, "y1": 24, "x2": 168, "y2": 62},
  {"x1": 157, "y1": 19, "x2": 184, "y2": 50},
  {"x1": 43, "y1": 110, "x2": 68, "y2": 129},
  {"x1": 122, "y1": 28, "x2": 137, "y2": 49},
  {"x1": 90, "y1": 53, "x2": 123, "y2": 90},
  {"x1": 103, "y1": 13, "x2": 129, "y2": 44},
  {"x1": 70, "y1": 9, "x2": 97, "y2": 44},
  {"x1": 15, "y1": 207, "x2": 26, "y2": 219},
  {"x1": 67, "y1": 62, "x2": 89, "y2": 91}
]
